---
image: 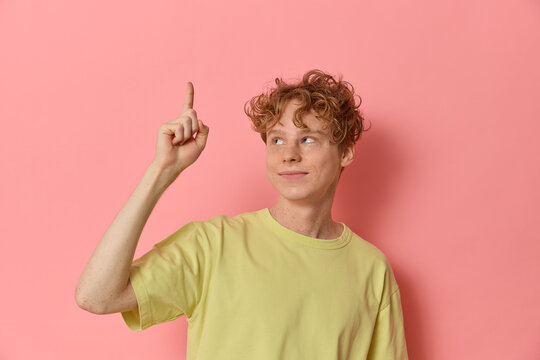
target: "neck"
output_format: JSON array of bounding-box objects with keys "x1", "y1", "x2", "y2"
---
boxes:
[{"x1": 268, "y1": 194, "x2": 342, "y2": 240}]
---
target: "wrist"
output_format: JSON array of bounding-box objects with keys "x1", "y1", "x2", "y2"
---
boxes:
[{"x1": 147, "y1": 161, "x2": 182, "y2": 191}]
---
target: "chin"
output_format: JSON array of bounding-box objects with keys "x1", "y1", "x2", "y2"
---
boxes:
[
  {"x1": 268, "y1": 176, "x2": 318, "y2": 202},
  {"x1": 273, "y1": 187, "x2": 313, "y2": 202}
]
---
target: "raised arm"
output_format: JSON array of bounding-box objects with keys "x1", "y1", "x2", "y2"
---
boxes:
[{"x1": 75, "y1": 82, "x2": 209, "y2": 314}]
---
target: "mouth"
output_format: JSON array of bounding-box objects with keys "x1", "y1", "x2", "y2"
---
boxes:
[{"x1": 278, "y1": 171, "x2": 308, "y2": 180}]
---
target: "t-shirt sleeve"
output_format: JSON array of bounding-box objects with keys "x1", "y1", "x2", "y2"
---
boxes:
[
  {"x1": 366, "y1": 289, "x2": 408, "y2": 359},
  {"x1": 366, "y1": 259, "x2": 409, "y2": 359},
  {"x1": 121, "y1": 221, "x2": 214, "y2": 331}
]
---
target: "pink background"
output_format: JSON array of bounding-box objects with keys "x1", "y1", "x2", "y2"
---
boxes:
[{"x1": 1, "y1": 0, "x2": 539, "y2": 359}]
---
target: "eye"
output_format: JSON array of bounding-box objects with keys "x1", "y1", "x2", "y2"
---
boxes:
[
  {"x1": 302, "y1": 137, "x2": 315, "y2": 143},
  {"x1": 272, "y1": 138, "x2": 284, "y2": 145}
]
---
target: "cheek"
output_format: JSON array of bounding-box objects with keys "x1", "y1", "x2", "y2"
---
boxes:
[
  {"x1": 317, "y1": 151, "x2": 341, "y2": 174},
  {"x1": 266, "y1": 149, "x2": 279, "y2": 164},
  {"x1": 266, "y1": 154, "x2": 277, "y2": 173}
]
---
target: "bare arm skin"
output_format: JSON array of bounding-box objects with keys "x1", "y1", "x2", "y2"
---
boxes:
[{"x1": 75, "y1": 82, "x2": 209, "y2": 314}]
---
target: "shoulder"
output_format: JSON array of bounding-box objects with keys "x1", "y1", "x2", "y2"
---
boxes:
[
  {"x1": 149, "y1": 211, "x2": 259, "y2": 253},
  {"x1": 348, "y1": 230, "x2": 392, "y2": 268},
  {"x1": 196, "y1": 208, "x2": 265, "y2": 232},
  {"x1": 346, "y1": 230, "x2": 400, "y2": 296},
  {"x1": 161, "y1": 209, "x2": 266, "y2": 248}
]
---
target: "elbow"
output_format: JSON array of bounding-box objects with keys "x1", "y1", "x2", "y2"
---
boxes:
[{"x1": 75, "y1": 288, "x2": 106, "y2": 314}]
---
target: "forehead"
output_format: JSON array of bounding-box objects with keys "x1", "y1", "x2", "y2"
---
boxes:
[{"x1": 266, "y1": 100, "x2": 329, "y2": 135}]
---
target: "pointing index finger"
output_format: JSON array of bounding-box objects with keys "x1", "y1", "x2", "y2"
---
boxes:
[{"x1": 182, "y1": 82, "x2": 194, "y2": 113}]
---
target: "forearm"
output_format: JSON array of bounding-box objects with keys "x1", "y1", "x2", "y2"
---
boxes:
[{"x1": 75, "y1": 161, "x2": 176, "y2": 313}]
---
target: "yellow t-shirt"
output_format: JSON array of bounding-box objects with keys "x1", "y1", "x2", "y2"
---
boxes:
[{"x1": 121, "y1": 208, "x2": 408, "y2": 359}]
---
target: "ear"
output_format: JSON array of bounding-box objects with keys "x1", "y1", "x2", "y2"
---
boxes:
[{"x1": 340, "y1": 144, "x2": 354, "y2": 168}]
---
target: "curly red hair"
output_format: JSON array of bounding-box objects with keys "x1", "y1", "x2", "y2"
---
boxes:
[{"x1": 244, "y1": 69, "x2": 369, "y2": 152}]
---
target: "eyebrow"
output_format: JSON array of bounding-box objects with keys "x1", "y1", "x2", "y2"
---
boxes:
[{"x1": 267, "y1": 128, "x2": 327, "y2": 137}]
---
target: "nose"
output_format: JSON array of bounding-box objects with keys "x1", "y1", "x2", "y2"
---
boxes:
[{"x1": 282, "y1": 142, "x2": 301, "y2": 163}]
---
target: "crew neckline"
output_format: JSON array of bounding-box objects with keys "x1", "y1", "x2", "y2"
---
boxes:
[{"x1": 258, "y1": 208, "x2": 351, "y2": 249}]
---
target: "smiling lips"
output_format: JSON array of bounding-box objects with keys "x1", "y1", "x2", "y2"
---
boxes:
[{"x1": 279, "y1": 171, "x2": 308, "y2": 179}]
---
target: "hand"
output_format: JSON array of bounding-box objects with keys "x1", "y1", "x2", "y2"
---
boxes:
[{"x1": 153, "y1": 82, "x2": 209, "y2": 178}]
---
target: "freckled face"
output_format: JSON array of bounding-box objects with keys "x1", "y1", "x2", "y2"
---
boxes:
[{"x1": 266, "y1": 100, "x2": 350, "y2": 204}]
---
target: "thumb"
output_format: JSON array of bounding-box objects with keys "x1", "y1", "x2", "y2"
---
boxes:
[{"x1": 194, "y1": 119, "x2": 209, "y2": 147}]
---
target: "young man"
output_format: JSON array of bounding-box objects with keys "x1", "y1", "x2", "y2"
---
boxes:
[{"x1": 75, "y1": 69, "x2": 409, "y2": 359}]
